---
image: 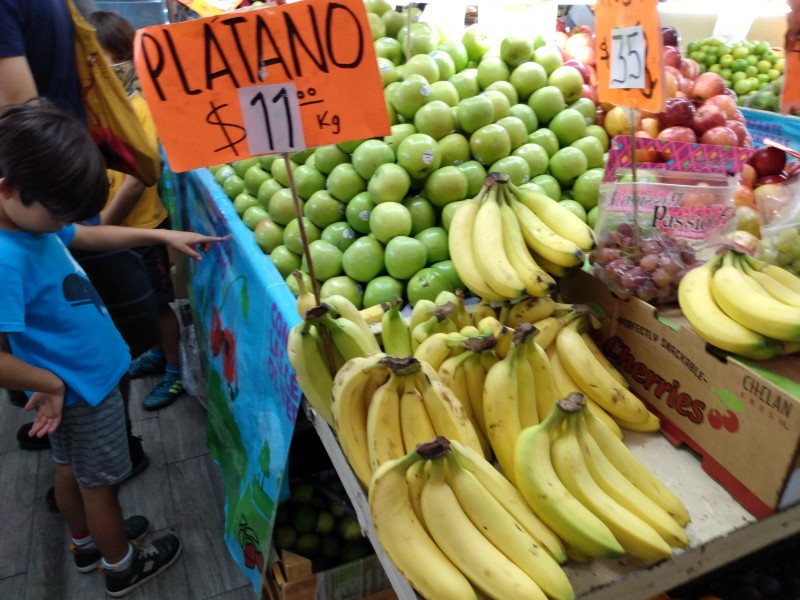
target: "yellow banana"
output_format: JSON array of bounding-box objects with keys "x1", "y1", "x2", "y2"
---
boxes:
[
  {"x1": 532, "y1": 314, "x2": 569, "y2": 350},
  {"x1": 515, "y1": 327, "x2": 539, "y2": 429},
  {"x1": 438, "y1": 351, "x2": 476, "y2": 419},
  {"x1": 405, "y1": 457, "x2": 429, "y2": 527},
  {"x1": 381, "y1": 299, "x2": 412, "y2": 357},
  {"x1": 575, "y1": 414, "x2": 689, "y2": 549},
  {"x1": 414, "y1": 332, "x2": 454, "y2": 371},
  {"x1": 421, "y1": 458, "x2": 548, "y2": 600},
  {"x1": 743, "y1": 253, "x2": 800, "y2": 295},
  {"x1": 532, "y1": 250, "x2": 574, "y2": 278},
  {"x1": 505, "y1": 296, "x2": 557, "y2": 328},
  {"x1": 483, "y1": 339, "x2": 524, "y2": 481},
  {"x1": 613, "y1": 411, "x2": 661, "y2": 433},
  {"x1": 435, "y1": 290, "x2": 470, "y2": 331},
  {"x1": 470, "y1": 297, "x2": 497, "y2": 326},
  {"x1": 583, "y1": 406, "x2": 690, "y2": 526},
  {"x1": 309, "y1": 305, "x2": 381, "y2": 361},
  {"x1": 529, "y1": 341, "x2": 558, "y2": 425},
  {"x1": 293, "y1": 269, "x2": 317, "y2": 319},
  {"x1": 400, "y1": 382, "x2": 438, "y2": 454},
  {"x1": 514, "y1": 394, "x2": 624, "y2": 559},
  {"x1": 678, "y1": 255, "x2": 781, "y2": 359},
  {"x1": 508, "y1": 196, "x2": 585, "y2": 268},
  {"x1": 448, "y1": 191, "x2": 506, "y2": 302},
  {"x1": 585, "y1": 397, "x2": 624, "y2": 440},
  {"x1": 581, "y1": 331, "x2": 629, "y2": 388},
  {"x1": 510, "y1": 183, "x2": 595, "y2": 252},
  {"x1": 443, "y1": 453, "x2": 574, "y2": 600},
  {"x1": 738, "y1": 253, "x2": 800, "y2": 306},
  {"x1": 556, "y1": 320, "x2": 653, "y2": 424},
  {"x1": 323, "y1": 294, "x2": 377, "y2": 343},
  {"x1": 366, "y1": 374, "x2": 406, "y2": 471},
  {"x1": 410, "y1": 299, "x2": 437, "y2": 334},
  {"x1": 552, "y1": 412, "x2": 673, "y2": 561},
  {"x1": 369, "y1": 451, "x2": 479, "y2": 600},
  {"x1": 498, "y1": 187, "x2": 556, "y2": 297},
  {"x1": 411, "y1": 315, "x2": 440, "y2": 353},
  {"x1": 449, "y1": 440, "x2": 566, "y2": 564},
  {"x1": 359, "y1": 299, "x2": 392, "y2": 324},
  {"x1": 462, "y1": 351, "x2": 490, "y2": 441},
  {"x1": 331, "y1": 354, "x2": 391, "y2": 487},
  {"x1": 286, "y1": 321, "x2": 334, "y2": 426}
]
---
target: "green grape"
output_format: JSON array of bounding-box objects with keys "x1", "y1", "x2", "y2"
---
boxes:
[
  {"x1": 777, "y1": 251, "x2": 794, "y2": 266},
  {"x1": 791, "y1": 257, "x2": 800, "y2": 275}
]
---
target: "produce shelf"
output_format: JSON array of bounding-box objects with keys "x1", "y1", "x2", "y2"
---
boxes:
[{"x1": 304, "y1": 401, "x2": 800, "y2": 600}]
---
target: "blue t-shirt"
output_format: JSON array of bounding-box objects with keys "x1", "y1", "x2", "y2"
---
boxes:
[
  {"x1": 0, "y1": 0, "x2": 85, "y2": 122},
  {"x1": 0, "y1": 225, "x2": 130, "y2": 406}
]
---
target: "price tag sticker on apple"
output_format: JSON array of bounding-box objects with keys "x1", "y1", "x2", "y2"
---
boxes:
[{"x1": 595, "y1": 0, "x2": 665, "y2": 112}]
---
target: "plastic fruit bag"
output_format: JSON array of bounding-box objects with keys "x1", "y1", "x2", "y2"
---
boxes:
[{"x1": 756, "y1": 179, "x2": 800, "y2": 275}]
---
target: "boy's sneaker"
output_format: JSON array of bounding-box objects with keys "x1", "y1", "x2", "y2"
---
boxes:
[
  {"x1": 142, "y1": 374, "x2": 183, "y2": 411},
  {"x1": 127, "y1": 351, "x2": 166, "y2": 379},
  {"x1": 105, "y1": 533, "x2": 182, "y2": 598},
  {"x1": 71, "y1": 516, "x2": 150, "y2": 573}
]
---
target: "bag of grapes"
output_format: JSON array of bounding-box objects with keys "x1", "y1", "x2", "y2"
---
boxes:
[
  {"x1": 756, "y1": 181, "x2": 800, "y2": 276},
  {"x1": 590, "y1": 168, "x2": 738, "y2": 303}
]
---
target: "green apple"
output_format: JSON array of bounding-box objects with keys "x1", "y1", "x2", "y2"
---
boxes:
[
  {"x1": 403, "y1": 195, "x2": 437, "y2": 235},
  {"x1": 243, "y1": 164, "x2": 270, "y2": 195},
  {"x1": 448, "y1": 68, "x2": 480, "y2": 100},
  {"x1": 548, "y1": 65, "x2": 584, "y2": 103},
  {"x1": 270, "y1": 158, "x2": 299, "y2": 188},
  {"x1": 257, "y1": 178, "x2": 283, "y2": 209},
  {"x1": 366, "y1": 0, "x2": 392, "y2": 15},
  {"x1": 530, "y1": 174, "x2": 562, "y2": 200},
  {"x1": 257, "y1": 155, "x2": 277, "y2": 171},
  {"x1": 424, "y1": 166, "x2": 469, "y2": 207},
  {"x1": 517, "y1": 181, "x2": 545, "y2": 195},
  {"x1": 342, "y1": 236, "x2": 385, "y2": 282},
  {"x1": 304, "y1": 190, "x2": 345, "y2": 229},
  {"x1": 289, "y1": 149, "x2": 313, "y2": 163},
  {"x1": 480, "y1": 89, "x2": 510, "y2": 120},
  {"x1": 253, "y1": 218, "x2": 284, "y2": 253},
  {"x1": 283, "y1": 217, "x2": 321, "y2": 255},
  {"x1": 234, "y1": 192, "x2": 259, "y2": 216},
  {"x1": 415, "y1": 226, "x2": 450, "y2": 264},
  {"x1": 512, "y1": 143, "x2": 549, "y2": 178},
  {"x1": 292, "y1": 164, "x2": 326, "y2": 200},
  {"x1": 320, "y1": 276, "x2": 364, "y2": 309},
  {"x1": 456, "y1": 160, "x2": 487, "y2": 197},
  {"x1": 384, "y1": 123, "x2": 417, "y2": 154},
  {"x1": 510, "y1": 61, "x2": 548, "y2": 101},
  {"x1": 527, "y1": 128, "x2": 559, "y2": 157},
  {"x1": 533, "y1": 45, "x2": 564, "y2": 75},
  {"x1": 303, "y1": 153, "x2": 317, "y2": 170},
  {"x1": 500, "y1": 36, "x2": 534, "y2": 68},
  {"x1": 528, "y1": 85, "x2": 566, "y2": 124},
  {"x1": 381, "y1": 9, "x2": 405, "y2": 38},
  {"x1": 400, "y1": 29, "x2": 438, "y2": 58},
  {"x1": 476, "y1": 56, "x2": 510, "y2": 90},
  {"x1": 403, "y1": 54, "x2": 440, "y2": 83},
  {"x1": 377, "y1": 57, "x2": 398, "y2": 87},
  {"x1": 569, "y1": 98, "x2": 597, "y2": 125},
  {"x1": 431, "y1": 259, "x2": 465, "y2": 291},
  {"x1": 485, "y1": 81, "x2": 519, "y2": 107},
  {"x1": 368, "y1": 12, "x2": 386, "y2": 40},
  {"x1": 437, "y1": 133, "x2": 471, "y2": 167},
  {"x1": 390, "y1": 77, "x2": 432, "y2": 120},
  {"x1": 270, "y1": 245, "x2": 301, "y2": 279},
  {"x1": 548, "y1": 108, "x2": 588, "y2": 147},
  {"x1": 414, "y1": 100, "x2": 455, "y2": 140},
  {"x1": 363, "y1": 275, "x2": 405, "y2": 308},
  {"x1": 213, "y1": 164, "x2": 235, "y2": 184},
  {"x1": 396, "y1": 133, "x2": 441, "y2": 180},
  {"x1": 428, "y1": 81, "x2": 460, "y2": 107},
  {"x1": 222, "y1": 174, "x2": 246, "y2": 200},
  {"x1": 462, "y1": 24, "x2": 491, "y2": 63},
  {"x1": 572, "y1": 168, "x2": 604, "y2": 211},
  {"x1": 587, "y1": 205, "x2": 599, "y2": 229},
  {"x1": 441, "y1": 200, "x2": 466, "y2": 232},
  {"x1": 267, "y1": 188, "x2": 300, "y2": 225},
  {"x1": 548, "y1": 147, "x2": 588, "y2": 187},
  {"x1": 406, "y1": 266, "x2": 452, "y2": 305},
  {"x1": 374, "y1": 36, "x2": 403, "y2": 65},
  {"x1": 336, "y1": 139, "x2": 363, "y2": 154},
  {"x1": 301, "y1": 239, "x2": 343, "y2": 282},
  {"x1": 327, "y1": 163, "x2": 366, "y2": 202},
  {"x1": 470, "y1": 124, "x2": 511, "y2": 166},
  {"x1": 495, "y1": 116, "x2": 527, "y2": 150},
  {"x1": 367, "y1": 163, "x2": 411, "y2": 204},
  {"x1": 369, "y1": 202, "x2": 413, "y2": 243},
  {"x1": 456, "y1": 95, "x2": 494, "y2": 134},
  {"x1": 570, "y1": 136, "x2": 605, "y2": 170},
  {"x1": 508, "y1": 104, "x2": 539, "y2": 134},
  {"x1": 385, "y1": 236, "x2": 428, "y2": 279},
  {"x1": 559, "y1": 199, "x2": 587, "y2": 223},
  {"x1": 489, "y1": 156, "x2": 530, "y2": 185},
  {"x1": 313, "y1": 145, "x2": 350, "y2": 175},
  {"x1": 351, "y1": 140, "x2": 395, "y2": 180},
  {"x1": 321, "y1": 221, "x2": 358, "y2": 252},
  {"x1": 232, "y1": 157, "x2": 260, "y2": 178},
  {"x1": 242, "y1": 205, "x2": 269, "y2": 230},
  {"x1": 429, "y1": 50, "x2": 456, "y2": 81},
  {"x1": 345, "y1": 191, "x2": 375, "y2": 234},
  {"x1": 438, "y1": 40, "x2": 469, "y2": 72},
  {"x1": 586, "y1": 124, "x2": 610, "y2": 152}
]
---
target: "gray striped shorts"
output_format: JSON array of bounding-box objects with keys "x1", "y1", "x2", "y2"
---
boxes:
[{"x1": 50, "y1": 387, "x2": 132, "y2": 487}]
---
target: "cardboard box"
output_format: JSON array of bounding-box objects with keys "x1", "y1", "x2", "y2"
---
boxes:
[
  {"x1": 263, "y1": 550, "x2": 397, "y2": 600},
  {"x1": 560, "y1": 270, "x2": 800, "y2": 518}
]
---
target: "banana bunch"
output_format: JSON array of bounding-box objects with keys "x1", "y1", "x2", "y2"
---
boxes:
[
  {"x1": 678, "y1": 251, "x2": 800, "y2": 359},
  {"x1": 292, "y1": 269, "x2": 390, "y2": 324},
  {"x1": 514, "y1": 393, "x2": 691, "y2": 562},
  {"x1": 369, "y1": 437, "x2": 573, "y2": 600},
  {"x1": 331, "y1": 355, "x2": 483, "y2": 488}
]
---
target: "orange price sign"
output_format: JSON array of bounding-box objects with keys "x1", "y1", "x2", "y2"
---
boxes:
[
  {"x1": 133, "y1": 0, "x2": 391, "y2": 172},
  {"x1": 595, "y1": 0, "x2": 665, "y2": 112},
  {"x1": 781, "y1": 1, "x2": 800, "y2": 115}
]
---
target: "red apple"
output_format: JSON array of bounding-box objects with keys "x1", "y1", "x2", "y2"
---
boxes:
[
  {"x1": 679, "y1": 58, "x2": 701, "y2": 81},
  {"x1": 692, "y1": 104, "x2": 726, "y2": 135},
  {"x1": 692, "y1": 72, "x2": 726, "y2": 102},
  {"x1": 731, "y1": 109, "x2": 746, "y2": 123},
  {"x1": 554, "y1": 31, "x2": 569, "y2": 50},
  {"x1": 565, "y1": 32, "x2": 596, "y2": 67},
  {"x1": 700, "y1": 126, "x2": 739, "y2": 146},
  {"x1": 749, "y1": 146, "x2": 787, "y2": 177},
  {"x1": 665, "y1": 71, "x2": 680, "y2": 98},
  {"x1": 724, "y1": 120, "x2": 748, "y2": 145},
  {"x1": 580, "y1": 84, "x2": 598, "y2": 104},
  {"x1": 564, "y1": 59, "x2": 592, "y2": 84},
  {"x1": 595, "y1": 106, "x2": 605, "y2": 128},
  {"x1": 662, "y1": 25, "x2": 681, "y2": 48},
  {"x1": 664, "y1": 46, "x2": 682, "y2": 69},
  {"x1": 679, "y1": 76, "x2": 695, "y2": 96},
  {"x1": 704, "y1": 94, "x2": 737, "y2": 119},
  {"x1": 755, "y1": 173, "x2": 788, "y2": 186},
  {"x1": 657, "y1": 126, "x2": 697, "y2": 144},
  {"x1": 658, "y1": 97, "x2": 696, "y2": 129}
]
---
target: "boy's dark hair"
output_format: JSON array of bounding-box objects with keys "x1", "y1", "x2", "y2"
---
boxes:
[
  {"x1": 0, "y1": 101, "x2": 108, "y2": 223},
  {"x1": 86, "y1": 11, "x2": 135, "y2": 63}
]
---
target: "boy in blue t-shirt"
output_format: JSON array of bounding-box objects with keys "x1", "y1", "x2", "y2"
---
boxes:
[{"x1": 0, "y1": 102, "x2": 221, "y2": 597}]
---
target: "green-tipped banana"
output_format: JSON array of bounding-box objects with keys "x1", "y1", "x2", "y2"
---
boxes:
[
  {"x1": 287, "y1": 321, "x2": 334, "y2": 426},
  {"x1": 381, "y1": 299, "x2": 412, "y2": 357},
  {"x1": 510, "y1": 183, "x2": 595, "y2": 251},
  {"x1": 508, "y1": 196, "x2": 585, "y2": 268}
]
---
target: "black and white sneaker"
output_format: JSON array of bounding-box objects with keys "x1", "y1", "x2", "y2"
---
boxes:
[
  {"x1": 70, "y1": 516, "x2": 151, "y2": 573},
  {"x1": 105, "y1": 533, "x2": 182, "y2": 597}
]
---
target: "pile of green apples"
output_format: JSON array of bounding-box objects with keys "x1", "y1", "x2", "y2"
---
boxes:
[{"x1": 210, "y1": 0, "x2": 610, "y2": 308}]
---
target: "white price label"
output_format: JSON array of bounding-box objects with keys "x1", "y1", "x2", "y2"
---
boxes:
[
  {"x1": 610, "y1": 25, "x2": 646, "y2": 89},
  {"x1": 238, "y1": 83, "x2": 306, "y2": 155}
]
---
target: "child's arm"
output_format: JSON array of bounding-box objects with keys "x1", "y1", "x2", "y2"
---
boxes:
[
  {"x1": 70, "y1": 225, "x2": 223, "y2": 261},
  {"x1": 100, "y1": 175, "x2": 146, "y2": 225},
  {"x1": 0, "y1": 334, "x2": 65, "y2": 437}
]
